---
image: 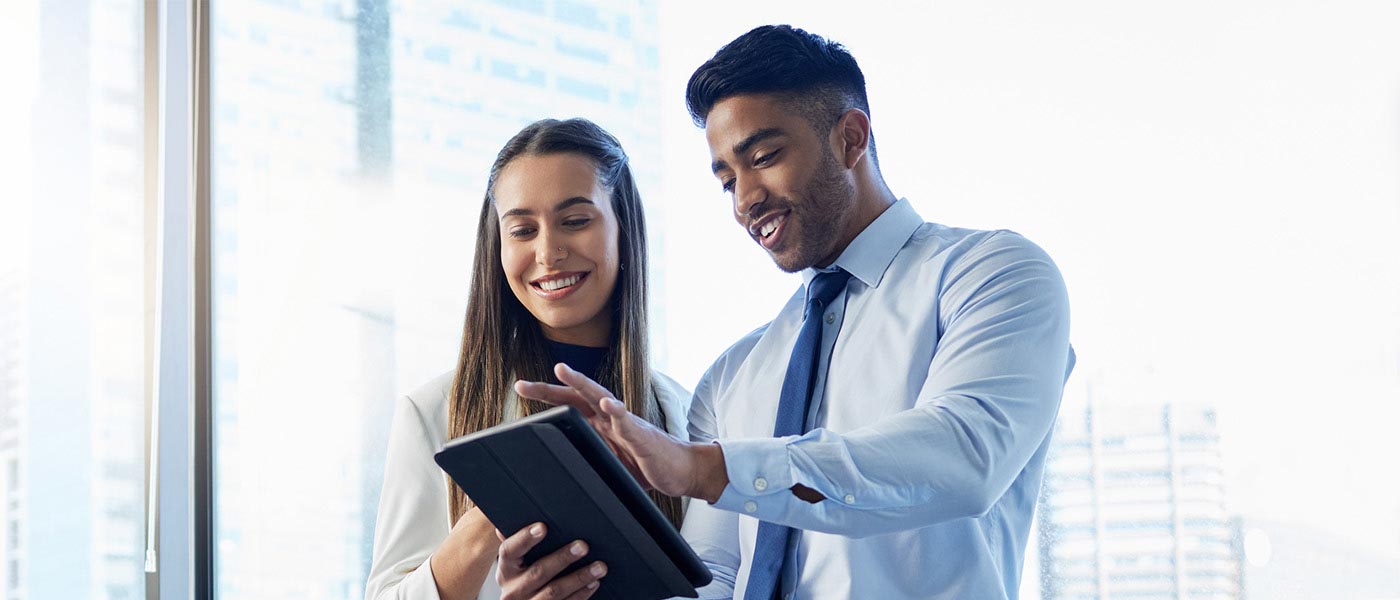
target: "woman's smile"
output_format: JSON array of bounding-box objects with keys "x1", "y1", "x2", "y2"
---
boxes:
[{"x1": 529, "y1": 271, "x2": 591, "y2": 300}]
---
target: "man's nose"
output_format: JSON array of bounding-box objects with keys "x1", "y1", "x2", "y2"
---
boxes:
[{"x1": 733, "y1": 173, "x2": 768, "y2": 222}]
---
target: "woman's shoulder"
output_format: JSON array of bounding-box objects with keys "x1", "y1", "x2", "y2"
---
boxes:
[
  {"x1": 649, "y1": 369, "x2": 693, "y2": 437},
  {"x1": 401, "y1": 369, "x2": 455, "y2": 441}
]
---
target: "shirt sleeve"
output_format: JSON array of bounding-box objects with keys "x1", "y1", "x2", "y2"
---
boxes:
[
  {"x1": 676, "y1": 367, "x2": 741, "y2": 599},
  {"x1": 364, "y1": 395, "x2": 450, "y2": 600},
  {"x1": 712, "y1": 231, "x2": 1074, "y2": 538}
]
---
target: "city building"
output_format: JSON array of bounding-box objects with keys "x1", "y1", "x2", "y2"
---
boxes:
[
  {"x1": 1, "y1": 0, "x2": 147, "y2": 598},
  {"x1": 1039, "y1": 400, "x2": 1243, "y2": 600}
]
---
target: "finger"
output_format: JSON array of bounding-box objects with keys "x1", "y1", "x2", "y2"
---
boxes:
[
  {"x1": 514, "y1": 380, "x2": 599, "y2": 417},
  {"x1": 600, "y1": 397, "x2": 649, "y2": 448},
  {"x1": 559, "y1": 579, "x2": 602, "y2": 600},
  {"x1": 498, "y1": 522, "x2": 547, "y2": 573},
  {"x1": 555, "y1": 363, "x2": 621, "y2": 404},
  {"x1": 533, "y1": 561, "x2": 607, "y2": 600},
  {"x1": 521, "y1": 541, "x2": 594, "y2": 594}
]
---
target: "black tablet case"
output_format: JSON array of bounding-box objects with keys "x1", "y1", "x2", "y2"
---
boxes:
[{"x1": 434, "y1": 405, "x2": 712, "y2": 599}]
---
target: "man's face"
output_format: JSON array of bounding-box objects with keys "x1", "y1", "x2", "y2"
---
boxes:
[{"x1": 705, "y1": 94, "x2": 856, "y2": 273}]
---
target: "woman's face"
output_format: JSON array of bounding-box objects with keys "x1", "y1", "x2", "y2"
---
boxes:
[{"x1": 494, "y1": 152, "x2": 621, "y2": 347}]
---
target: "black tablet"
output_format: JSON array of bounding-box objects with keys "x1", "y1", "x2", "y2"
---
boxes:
[{"x1": 434, "y1": 405, "x2": 712, "y2": 599}]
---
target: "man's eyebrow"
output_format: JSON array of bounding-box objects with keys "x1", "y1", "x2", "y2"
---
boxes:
[
  {"x1": 500, "y1": 196, "x2": 595, "y2": 219},
  {"x1": 710, "y1": 127, "x2": 785, "y2": 174}
]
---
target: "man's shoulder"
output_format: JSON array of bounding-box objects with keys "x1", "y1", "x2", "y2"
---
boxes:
[
  {"x1": 693, "y1": 321, "x2": 772, "y2": 397},
  {"x1": 903, "y1": 223, "x2": 1055, "y2": 273}
]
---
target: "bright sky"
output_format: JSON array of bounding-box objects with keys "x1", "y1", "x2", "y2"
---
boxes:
[{"x1": 655, "y1": 0, "x2": 1400, "y2": 569}]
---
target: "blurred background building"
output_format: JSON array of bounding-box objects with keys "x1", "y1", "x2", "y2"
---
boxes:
[
  {"x1": 1039, "y1": 399, "x2": 1244, "y2": 600},
  {"x1": 0, "y1": 0, "x2": 146, "y2": 598}
]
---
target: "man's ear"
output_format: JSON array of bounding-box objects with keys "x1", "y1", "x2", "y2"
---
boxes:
[{"x1": 833, "y1": 108, "x2": 872, "y2": 170}]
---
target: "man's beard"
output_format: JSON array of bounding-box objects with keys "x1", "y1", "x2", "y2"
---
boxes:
[{"x1": 770, "y1": 150, "x2": 855, "y2": 273}]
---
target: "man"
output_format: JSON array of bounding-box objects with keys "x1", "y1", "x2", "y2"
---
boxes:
[{"x1": 496, "y1": 25, "x2": 1074, "y2": 600}]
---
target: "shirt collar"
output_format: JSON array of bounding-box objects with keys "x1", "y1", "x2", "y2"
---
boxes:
[{"x1": 802, "y1": 198, "x2": 923, "y2": 289}]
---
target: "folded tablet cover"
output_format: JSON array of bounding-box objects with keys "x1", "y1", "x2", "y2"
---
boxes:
[{"x1": 434, "y1": 406, "x2": 712, "y2": 599}]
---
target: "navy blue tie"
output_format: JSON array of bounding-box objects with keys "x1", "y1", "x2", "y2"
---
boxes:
[{"x1": 744, "y1": 269, "x2": 852, "y2": 600}]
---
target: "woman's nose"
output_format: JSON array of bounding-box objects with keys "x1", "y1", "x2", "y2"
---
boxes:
[{"x1": 535, "y1": 232, "x2": 566, "y2": 266}]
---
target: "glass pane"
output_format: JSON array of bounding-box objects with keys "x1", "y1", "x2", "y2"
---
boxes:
[
  {"x1": 0, "y1": 1, "x2": 147, "y2": 599},
  {"x1": 210, "y1": 1, "x2": 663, "y2": 597},
  {"x1": 211, "y1": 2, "x2": 1400, "y2": 600}
]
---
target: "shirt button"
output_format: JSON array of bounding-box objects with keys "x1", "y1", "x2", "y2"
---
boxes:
[
  {"x1": 825, "y1": 313, "x2": 835, "y2": 324},
  {"x1": 844, "y1": 494, "x2": 856, "y2": 503},
  {"x1": 744, "y1": 501, "x2": 758, "y2": 513},
  {"x1": 753, "y1": 477, "x2": 768, "y2": 491}
]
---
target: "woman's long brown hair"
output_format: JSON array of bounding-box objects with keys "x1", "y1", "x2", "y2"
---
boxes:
[{"x1": 446, "y1": 118, "x2": 684, "y2": 530}]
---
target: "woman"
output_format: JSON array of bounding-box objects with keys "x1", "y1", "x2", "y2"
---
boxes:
[{"x1": 365, "y1": 118, "x2": 690, "y2": 600}]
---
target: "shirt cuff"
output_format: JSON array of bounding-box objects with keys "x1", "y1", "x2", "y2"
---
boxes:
[
  {"x1": 712, "y1": 436, "x2": 798, "y2": 517},
  {"x1": 399, "y1": 554, "x2": 445, "y2": 600}
]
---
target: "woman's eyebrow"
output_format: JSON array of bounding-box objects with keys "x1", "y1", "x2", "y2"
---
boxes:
[
  {"x1": 500, "y1": 196, "x2": 594, "y2": 219},
  {"x1": 553, "y1": 197, "x2": 594, "y2": 212}
]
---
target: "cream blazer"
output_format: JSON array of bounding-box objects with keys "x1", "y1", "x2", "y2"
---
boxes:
[{"x1": 364, "y1": 369, "x2": 693, "y2": 600}]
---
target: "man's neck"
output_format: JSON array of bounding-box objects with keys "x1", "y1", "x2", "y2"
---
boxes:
[{"x1": 818, "y1": 179, "x2": 898, "y2": 268}]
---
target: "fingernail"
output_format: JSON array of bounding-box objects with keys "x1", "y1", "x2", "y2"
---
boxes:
[
  {"x1": 529, "y1": 524, "x2": 544, "y2": 537},
  {"x1": 587, "y1": 581, "x2": 599, "y2": 590},
  {"x1": 571, "y1": 541, "x2": 587, "y2": 556},
  {"x1": 590, "y1": 562, "x2": 606, "y2": 577}
]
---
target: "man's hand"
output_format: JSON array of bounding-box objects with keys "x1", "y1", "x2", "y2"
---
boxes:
[
  {"x1": 514, "y1": 363, "x2": 730, "y2": 502},
  {"x1": 496, "y1": 522, "x2": 606, "y2": 600}
]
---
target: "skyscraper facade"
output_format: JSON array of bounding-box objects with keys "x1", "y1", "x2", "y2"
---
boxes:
[
  {"x1": 1, "y1": 0, "x2": 147, "y2": 598},
  {"x1": 1040, "y1": 401, "x2": 1244, "y2": 600}
]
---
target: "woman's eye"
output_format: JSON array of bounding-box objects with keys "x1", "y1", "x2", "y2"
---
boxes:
[
  {"x1": 508, "y1": 227, "x2": 536, "y2": 239},
  {"x1": 563, "y1": 218, "x2": 591, "y2": 228}
]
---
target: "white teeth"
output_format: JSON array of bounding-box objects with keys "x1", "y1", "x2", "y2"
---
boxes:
[
  {"x1": 760, "y1": 219, "x2": 779, "y2": 238},
  {"x1": 539, "y1": 274, "x2": 581, "y2": 291}
]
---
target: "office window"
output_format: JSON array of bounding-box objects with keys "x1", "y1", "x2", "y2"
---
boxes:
[
  {"x1": 203, "y1": 2, "x2": 1399, "y2": 600},
  {"x1": 0, "y1": 0, "x2": 147, "y2": 598},
  {"x1": 210, "y1": 1, "x2": 663, "y2": 598}
]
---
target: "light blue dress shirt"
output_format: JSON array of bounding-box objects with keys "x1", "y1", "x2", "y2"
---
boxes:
[{"x1": 679, "y1": 199, "x2": 1075, "y2": 600}]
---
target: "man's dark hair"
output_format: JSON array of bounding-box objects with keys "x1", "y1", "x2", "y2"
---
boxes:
[{"x1": 686, "y1": 25, "x2": 872, "y2": 148}]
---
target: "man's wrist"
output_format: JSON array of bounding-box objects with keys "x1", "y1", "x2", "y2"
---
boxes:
[{"x1": 688, "y1": 442, "x2": 730, "y2": 503}]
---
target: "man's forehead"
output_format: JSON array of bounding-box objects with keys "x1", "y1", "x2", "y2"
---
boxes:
[{"x1": 705, "y1": 95, "x2": 797, "y2": 158}]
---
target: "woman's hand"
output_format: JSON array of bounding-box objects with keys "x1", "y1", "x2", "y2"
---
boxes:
[
  {"x1": 496, "y1": 522, "x2": 606, "y2": 600},
  {"x1": 430, "y1": 505, "x2": 504, "y2": 600}
]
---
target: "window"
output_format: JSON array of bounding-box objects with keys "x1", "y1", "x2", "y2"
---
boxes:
[
  {"x1": 210, "y1": 2, "x2": 663, "y2": 598},
  {"x1": 0, "y1": 0, "x2": 146, "y2": 598},
  {"x1": 9, "y1": 2, "x2": 1399, "y2": 599}
]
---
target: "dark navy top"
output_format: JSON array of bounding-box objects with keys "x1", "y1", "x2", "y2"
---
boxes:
[{"x1": 545, "y1": 339, "x2": 608, "y2": 382}]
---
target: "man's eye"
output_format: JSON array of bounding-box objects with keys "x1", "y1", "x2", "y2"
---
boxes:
[
  {"x1": 755, "y1": 149, "x2": 780, "y2": 166},
  {"x1": 721, "y1": 179, "x2": 735, "y2": 193}
]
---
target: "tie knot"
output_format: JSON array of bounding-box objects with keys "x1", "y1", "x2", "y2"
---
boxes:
[{"x1": 807, "y1": 269, "x2": 852, "y2": 309}]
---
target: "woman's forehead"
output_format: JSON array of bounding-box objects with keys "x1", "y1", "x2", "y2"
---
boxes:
[{"x1": 494, "y1": 153, "x2": 610, "y2": 214}]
